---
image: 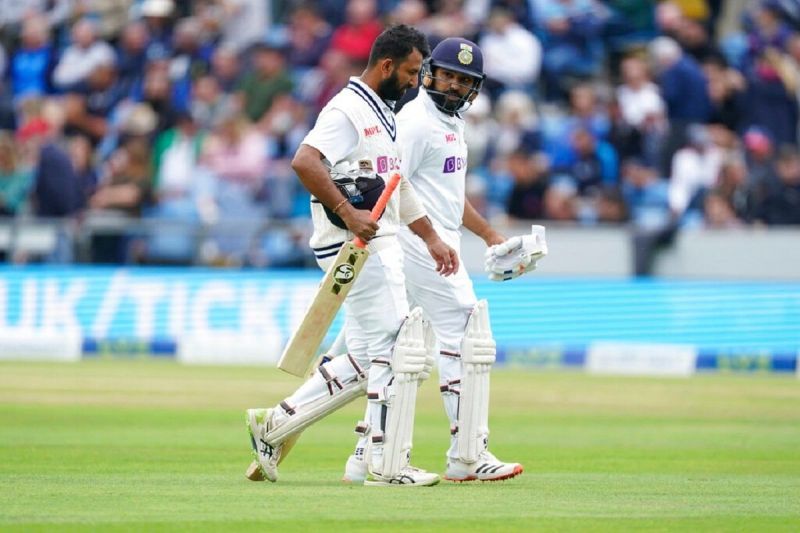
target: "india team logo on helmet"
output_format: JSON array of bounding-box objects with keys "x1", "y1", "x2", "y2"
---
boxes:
[
  {"x1": 457, "y1": 44, "x2": 474, "y2": 66},
  {"x1": 422, "y1": 37, "x2": 486, "y2": 115}
]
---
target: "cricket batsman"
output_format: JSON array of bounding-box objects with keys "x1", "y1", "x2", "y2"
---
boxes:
[
  {"x1": 342, "y1": 37, "x2": 548, "y2": 483},
  {"x1": 245, "y1": 25, "x2": 459, "y2": 487}
]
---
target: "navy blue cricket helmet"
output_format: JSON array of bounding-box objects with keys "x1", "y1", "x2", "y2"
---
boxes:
[{"x1": 422, "y1": 37, "x2": 486, "y2": 115}]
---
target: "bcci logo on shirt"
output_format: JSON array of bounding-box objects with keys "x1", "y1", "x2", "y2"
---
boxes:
[{"x1": 443, "y1": 156, "x2": 467, "y2": 174}]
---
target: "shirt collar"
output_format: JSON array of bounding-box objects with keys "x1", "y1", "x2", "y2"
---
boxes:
[{"x1": 349, "y1": 77, "x2": 394, "y2": 112}]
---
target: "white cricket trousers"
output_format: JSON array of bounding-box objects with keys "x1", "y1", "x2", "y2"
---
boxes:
[{"x1": 398, "y1": 225, "x2": 478, "y2": 459}]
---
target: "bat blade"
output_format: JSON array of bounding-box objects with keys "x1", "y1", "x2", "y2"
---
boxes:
[{"x1": 277, "y1": 242, "x2": 369, "y2": 377}]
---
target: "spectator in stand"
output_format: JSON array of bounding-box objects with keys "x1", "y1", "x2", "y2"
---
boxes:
[
  {"x1": 620, "y1": 157, "x2": 670, "y2": 230},
  {"x1": 286, "y1": 3, "x2": 333, "y2": 70},
  {"x1": 168, "y1": 17, "x2": 213, "y2": 111},
  {"x1": 595, "y1": 187, "x2": 629, "y2": 223},
  {"x1": 703, "y1": 188, "x2": 743, "y2": 228},
  {"x1": 702, "y1": 55, "x2": 747, "y2": 133},
  {"x1": 139, "y1": 59, "x2": 180, "y2": 137},
  {"x1": 535, "y1": 0, "x2": 608, "y2": 99},
  {"x1": 616, "y1": 55, "x2": 666, "y2": 132},
  {"x1": 298, "y1": 49, "x2": 357, "y2": 117},
  {"x1": 649, "y1": 36, "x2": 712, "y2": 125},
  {"x1": 140, "y1": 0, "x2": 175, "y2": 61},
  {"x1": 742, "y1": 126, "x2": 779, "y2": 207},
  {"x1": 649, "y1": 35, "x2": 712, "y2": 174},
  {"x1": 607, "y1": 96, "x2": 644, "y2": 162},
  {"x1": 747, "y1": 2, "x2": 793, "y2": 66},
  {"x1": 489, "y1": 90, "x2": 541, "y2": 159},
  {"x1": 71, "y1": 0, "x2": 133, "y2": 41},
  {"x1": 388, "y1": 0, "x2": 429, "y2": 30},
  {"x1": 756, "y1": 144, "x2": 800, "y2": 225},
  {"x1": 479, "y1": 8, "x2": 542, "y2": 98},
  {"x1": 116, "y1": 21, "x2": 150, "y2": 96},
  {"x1": 0, "y1": 42, "x2": 13, "y2": 130},
  {"x1": 673, "y1": 15, "x2": 720, "y2": 62},
  {"x1": 145, "y1": 110, "x2": 209, "y2": 263},
  {"x1": 559, "y1": 126, "x2": 618, "y2": 197},
  {"x1": 668, "y1": 124, "x2": 723, "y2": 221},
  {"x1": 89, "y1": 135, "x2": 152, "y2": 216},
  {"x1": 237, "y1": 42, "x2": 294, "y2": 123},
  {"x1": 505, "y1": 150, "x2": 549, "y2": 220},
  {"x1": 743, "y1": 49, "x2": 799, "y2": 147},
  {"x1": 53, "y1": 19, "x2": 117, "y2": 91},
  {"x1": 615, "y1": 56, "x2": 667, "y2": 165},
  {"x1": 546, "y1": 83, "x2": 610, "y2": 168},
  {"x1": 10, "y1": 15, "x2": 55, "y2": 99},
  {"x1": 329, "y1": 0, "x2": 383, "y2": 65},
  {"x1": 423, "y1": 0, "x2": 478, "y2": 42},
  {"x1": 0, "y1": 132, "x2": 33, "y2": 216},
  {"x1": 543, "y1": 177, "x2": 578, "y2": 221},
  {"x1": 63, "y1": 56, "x2": 124, "y2": 145},
  {"x1": 199, "y1": 108, "x2": 267, "y2": 263},
  {"x1": 714, "y1": 155, "x2": 756, "y2": 223},
  {"x1": 67, "y1": 134, "x2": 98, "y2": 206},
  {"x1": 190, "y1": 74, "x2": 236, "y2": 130},
  {"x1": 19, "y1": 111, "x2": 84, "y2": 218},
  {"x1": 209, "y1": 45, "x2": 242, "y2": 96},
  {"x1": 88, "y1": 135, "x2": 153, "y2": 262},
  {"x1": 219, "y1": 0, "x2": 270, "y2": 53}
]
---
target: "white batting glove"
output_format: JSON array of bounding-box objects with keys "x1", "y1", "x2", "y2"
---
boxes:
[{"x1": 485, "y1": 225, "x2": 548, "y2": 281}]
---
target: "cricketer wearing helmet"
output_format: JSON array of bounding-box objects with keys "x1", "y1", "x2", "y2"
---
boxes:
[
  {"x1": 343, "y1": 37, "x2": 547, "y2": 483},
  {"x1": 245, "y1": 25, "x2": 460, "y2": 487}
]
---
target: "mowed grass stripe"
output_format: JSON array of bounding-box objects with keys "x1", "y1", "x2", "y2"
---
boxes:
[{"x1": 0, "y1": 361, "x2": 799, "y2": 531}]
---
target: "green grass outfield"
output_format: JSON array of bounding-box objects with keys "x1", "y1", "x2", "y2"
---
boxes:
[{"x1": 1, "y1": 360, "x2": 799, "y2": 532}]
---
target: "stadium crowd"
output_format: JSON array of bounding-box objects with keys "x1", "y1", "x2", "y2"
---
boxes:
[{"x1": 0, "y1": 0, "x2": 799, "y2": 266}]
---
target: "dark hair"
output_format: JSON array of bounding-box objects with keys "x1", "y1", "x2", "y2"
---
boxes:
[{"x1": 368, "y1": 24, "x2": 430, "y2": 67}]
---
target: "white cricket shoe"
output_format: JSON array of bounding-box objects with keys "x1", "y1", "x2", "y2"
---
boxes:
[
  {"x1": 444, "y1": 450, "x2": 523, "y2": 482},
  {"x1": 342, "y1": 453, "x2": 368, "y2": 484},
  {"x1": 246, "y1": 408, "x2": 282, "y2": 483},
  {"x1": 364, "y1": 465, "x2": 440, "y2": 487}
]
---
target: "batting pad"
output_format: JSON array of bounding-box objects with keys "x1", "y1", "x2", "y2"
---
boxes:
[
  {"x1": 266, "y1": 354, "x2": 367, "y2": 445},
  {"x1": 457, "y1": 300, "x2": 496, "y2": 463},
  {"x1": 377, "y1": 307, "x2": 434, "y2": 477}
]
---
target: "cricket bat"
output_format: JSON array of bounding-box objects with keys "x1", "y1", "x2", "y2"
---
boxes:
[{"x1": 277, "y1": 173, "x2": 403, "y2": 377}]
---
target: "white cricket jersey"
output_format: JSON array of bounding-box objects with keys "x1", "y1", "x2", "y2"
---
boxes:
[
  {"x1": 301, "y1": 77, "x2": 402, "y2": 259},
  {"x1": 397, "y1": 89, "x2": 467, "y2": 232}
]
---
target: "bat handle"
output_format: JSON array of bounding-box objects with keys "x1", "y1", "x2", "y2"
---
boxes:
[{"x1": 353, "y1": 173, "x2": 402, "y2": 249}]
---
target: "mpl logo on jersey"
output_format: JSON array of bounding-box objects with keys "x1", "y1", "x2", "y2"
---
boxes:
[
  {"x1": 443, "y1": 156, "x2": 467, "y2": 174},
  {"x1": 364, "y1": 125, "x2": 381, "y2": 137},
  {"x1": 376, "y1": 155, "x2": 401, "y2": 174}
]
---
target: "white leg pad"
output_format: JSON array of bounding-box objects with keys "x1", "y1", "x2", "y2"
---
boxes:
[
  {"x1": 457, "y1": 300, "x2": 496, "y2": 463},
  {"x1": 370, "y1": 307, "x2": 433, "y2": 477},
  {"x1": 266, "y1": 353, "x2": 367, "y2": 445}
]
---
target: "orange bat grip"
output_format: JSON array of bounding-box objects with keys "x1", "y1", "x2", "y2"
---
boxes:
[{"x1": 353, "y1": 173, "x2": 402, "y2": 249}]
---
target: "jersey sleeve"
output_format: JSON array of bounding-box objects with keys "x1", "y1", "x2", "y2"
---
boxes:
[{"x1": 301, "y1": 108, "x2": 359, "y2": 165}]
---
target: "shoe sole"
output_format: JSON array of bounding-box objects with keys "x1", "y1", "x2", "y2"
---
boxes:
[
  {"x1": 444, "y1": 464, "x2": 524, "y2": 483},
  {"x1": 245, "y1": 410, "x2": 277, "y2": 483},
  {"x1": 363, "y1": 478, "x2": 440, "y2": 487}
]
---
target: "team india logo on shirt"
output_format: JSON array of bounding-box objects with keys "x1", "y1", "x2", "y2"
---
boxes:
[{"x1": 443, "y1": 156, "x2": 467, "y2": 174}]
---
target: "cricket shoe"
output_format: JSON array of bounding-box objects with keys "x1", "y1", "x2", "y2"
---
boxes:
[
  {"x1": 246, "y1": 408, "x2": 282, "y2": 483},
  {"x1": 342, "y1": 453, "x2": 368, "y2": 484},
  {"x1": 364, "y1": 465, "x2": 440, "y2": 487},
  {"x1": 444, "y1": 450, "x2": 523, "y2": 482}
]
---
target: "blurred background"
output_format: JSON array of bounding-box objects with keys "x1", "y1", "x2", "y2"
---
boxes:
[{"x1": 0, "y1": 0, "x2": 797, "y2": 373}]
